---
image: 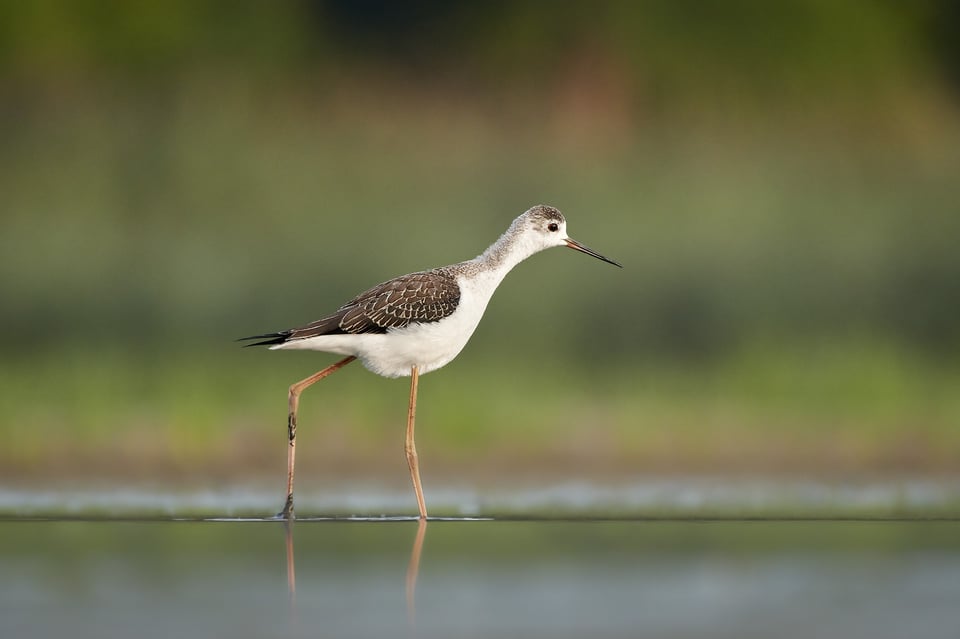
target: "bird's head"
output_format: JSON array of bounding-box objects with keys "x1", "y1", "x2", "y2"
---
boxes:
[{"x1": 518, "y1": 204, "x2": 622, "y2": 267}]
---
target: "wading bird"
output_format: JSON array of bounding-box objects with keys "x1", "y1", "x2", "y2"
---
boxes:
[{"x1": 241, "y1": 204, "x2": 621, "y2": 519}]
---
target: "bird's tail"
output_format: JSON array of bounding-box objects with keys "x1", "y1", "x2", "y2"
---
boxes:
[{"x1": 236, "y1": 331, "x2": 293, "y2": 347}]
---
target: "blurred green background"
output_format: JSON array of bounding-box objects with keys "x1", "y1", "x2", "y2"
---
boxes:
[{"x1": 1, "y1": 1, "x2": 958, "y2": 487}]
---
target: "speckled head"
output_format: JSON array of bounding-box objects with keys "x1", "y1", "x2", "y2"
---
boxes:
[
  {"x1": 523, "y1": 204, "x2": 565, "y2": 224},
  {"x1": 516, "y1": 204, "x2": 622, "y2": 267}
]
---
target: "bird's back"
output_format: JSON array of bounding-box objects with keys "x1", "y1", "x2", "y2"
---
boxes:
[{"x1": 242, "y1": 267, "x2": 475, "y2": 377}]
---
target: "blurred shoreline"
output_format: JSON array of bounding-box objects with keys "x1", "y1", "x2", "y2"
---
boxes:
[{"x1": 2, "y1": 2, "x2": 958, "y2": 484}]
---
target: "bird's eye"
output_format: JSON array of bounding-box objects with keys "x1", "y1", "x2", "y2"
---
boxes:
[{"x1": 547, "y1": 223, "x2": 559, "y2": 232}]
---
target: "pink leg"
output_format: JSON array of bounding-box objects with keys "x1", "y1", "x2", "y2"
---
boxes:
[
  {"x1": 405, "y1": 365, "x2": 428, "y2": 520},
  {"x1": 280, "y1": 355, "x2": 356, "y2": 519}
]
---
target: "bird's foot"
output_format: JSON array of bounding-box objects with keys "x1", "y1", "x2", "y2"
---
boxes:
[{"x1": 276, "y1": 494, "x2": 295, "y2": 520}]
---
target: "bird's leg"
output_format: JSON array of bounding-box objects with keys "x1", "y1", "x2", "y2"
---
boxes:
[
  {"x1": 280, "y1": 355, "x2": 356, "y2": 519},
  {"x1": 405, "y1": 365, "x2": 428, "y2": 520}
]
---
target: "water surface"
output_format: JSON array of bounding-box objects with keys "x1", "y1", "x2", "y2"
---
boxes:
[{"x1": 3, "y1": 517, "x2": 958, "y2": 639}]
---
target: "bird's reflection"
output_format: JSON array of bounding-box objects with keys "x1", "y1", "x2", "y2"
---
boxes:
[
  {"x1": 282, "y1": 518, "x2": 429, "y2": 626},
  {"x1": 284, "y1": 519, "x2": 296, "y2": 606},
  {"x1": 406, "y1": 519, "x2": 428, "y2": 624}
]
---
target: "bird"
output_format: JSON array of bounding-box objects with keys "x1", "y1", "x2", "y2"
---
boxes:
[{"x1": 240, "y1": 204, "x2": 621, "y2": 520}]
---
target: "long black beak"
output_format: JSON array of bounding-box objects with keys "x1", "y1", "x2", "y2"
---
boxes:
[{"x1": 565, "y1": 238, "x2": 622, "y2": 268}]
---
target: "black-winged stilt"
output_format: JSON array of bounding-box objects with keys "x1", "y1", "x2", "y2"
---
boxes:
[{"x1": 241, "y1": 204, "x2": 621, "y2": 519}]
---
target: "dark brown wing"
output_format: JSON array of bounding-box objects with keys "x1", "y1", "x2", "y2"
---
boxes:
[{"x1": 280, "y1": 268, "x2": 461, "y2": 341}]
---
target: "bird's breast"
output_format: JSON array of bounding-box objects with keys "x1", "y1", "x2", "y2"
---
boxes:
[{"x1": 355, "y1": 274, "x2": 497, "y2": 377}]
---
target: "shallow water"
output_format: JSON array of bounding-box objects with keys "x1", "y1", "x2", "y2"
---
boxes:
[
  {"x1": 3, "y1": 476, "x2": 959, "y2": 518},
  {"x1": 3, "y1": 516, "x2": 959, "y2": 639}
]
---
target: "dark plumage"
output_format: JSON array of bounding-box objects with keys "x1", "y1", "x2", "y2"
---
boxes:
[{"x1": 239, "y1": 268, "x2": 461, "y2": 347}]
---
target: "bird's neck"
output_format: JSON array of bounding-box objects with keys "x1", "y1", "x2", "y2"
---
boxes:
[
  {"x1": 445, "y1": 226, "x2": 536, "y2": 309},
  {"x1": 474, "y1": 223, "x2": 538, "y2": 276},
  {"x1": 451, "y1": 222, "x2": 543, "y2": 301}
]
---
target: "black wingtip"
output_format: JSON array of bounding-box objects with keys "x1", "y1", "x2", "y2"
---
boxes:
[{"x1": 237, "y1": 331, "x2": 293, "y2": 347}]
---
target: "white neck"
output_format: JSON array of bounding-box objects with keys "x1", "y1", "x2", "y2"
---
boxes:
[
  {"x1": 476, "y1": 220, "x2": 543, "y2": 273},
  {"x1": 455, "y1": 220, "x2": 545, "y2": 304}
]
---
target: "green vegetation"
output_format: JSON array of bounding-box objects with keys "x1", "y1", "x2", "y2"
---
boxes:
[{"x1": 1, "y1": 2, "x2": 958, "y2": 481}]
